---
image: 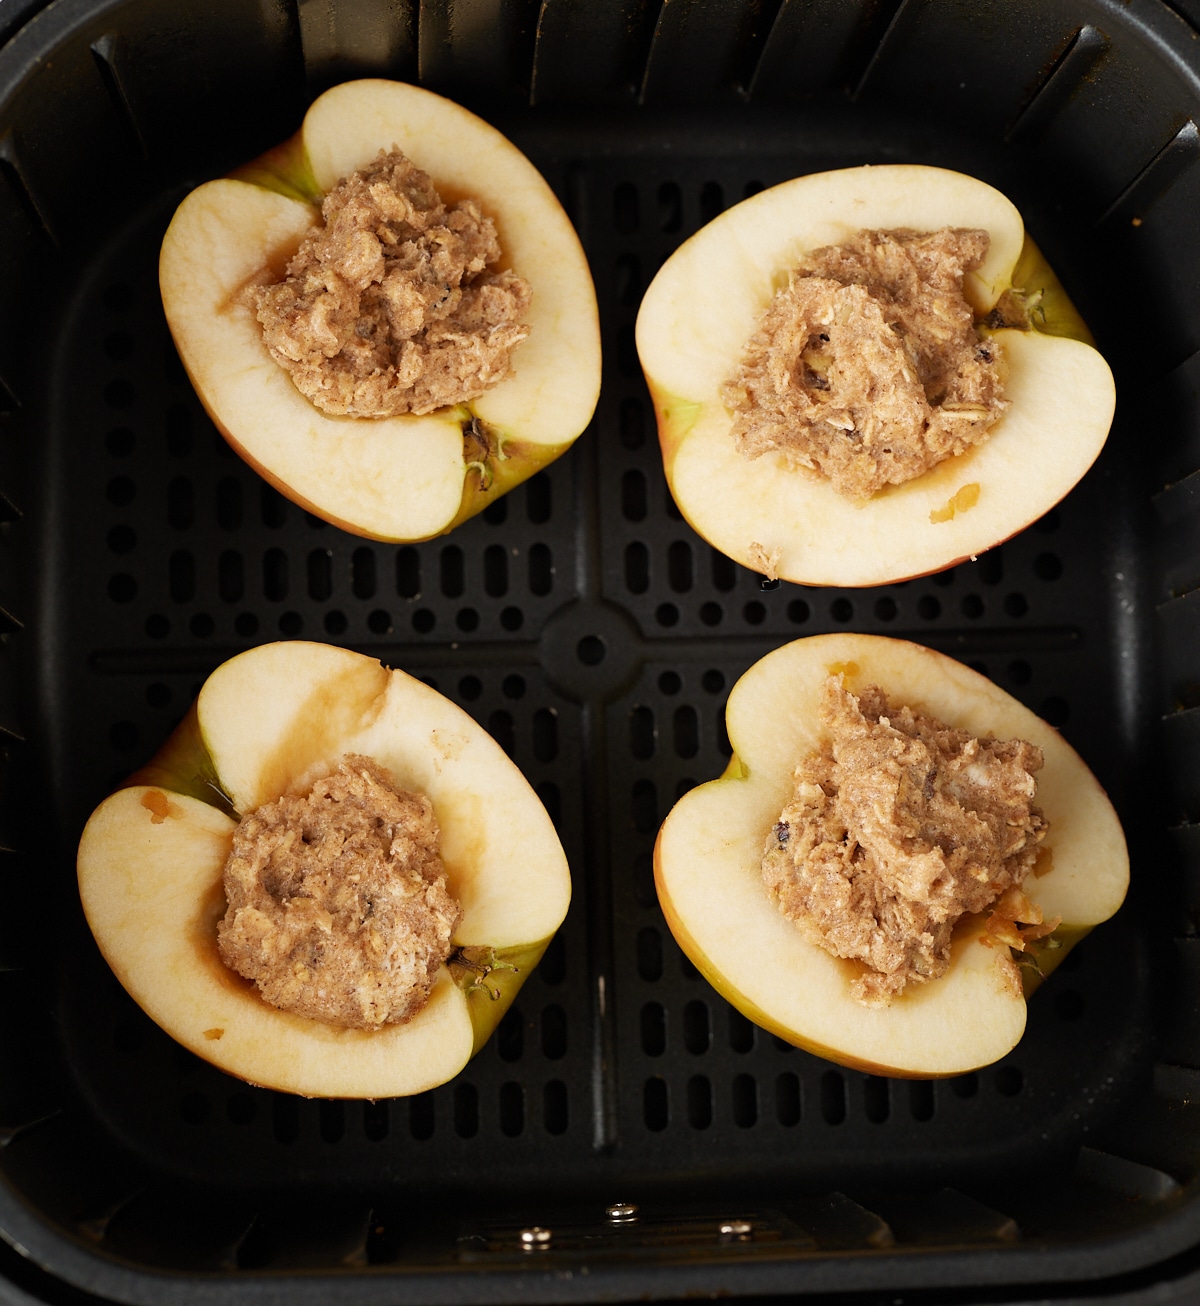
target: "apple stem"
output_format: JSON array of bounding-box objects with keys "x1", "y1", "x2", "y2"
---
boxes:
[{"x1": 449, "y1": 946, "x2": 518, "y2": 1001}]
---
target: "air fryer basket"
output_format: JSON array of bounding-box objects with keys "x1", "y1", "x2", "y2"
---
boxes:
[{"x1": 1, "y1": 0, "x2": 1199, "y2": 1301}]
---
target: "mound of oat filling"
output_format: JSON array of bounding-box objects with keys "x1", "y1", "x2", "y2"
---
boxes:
[
  {"x1": 761, "y1": 678, "x2": 1056, "y2": 1007},
  {"x1": 254, "y1": 148, "x2": 532, "y2": 417},
  {"x1": 723, "y1": 228, "x2": 1007, "y2": 500},
  {"x1": 217, "y1": 755, "x2": 461, "y2": 1028}
]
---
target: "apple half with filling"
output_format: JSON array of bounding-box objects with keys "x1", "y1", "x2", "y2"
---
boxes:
[
  {"x1": 76, "y1": 642, "x2": 571, "y2": 1098},
  {"x1": 636, "y1": 164, "x2": 1115, "y2": 586},
  {"x1": 160, "y1": 79, "x2": 601, "y2": 541},
  {"x1": 654, "y1": 633, "x2": 1128, "y2": 1077}
]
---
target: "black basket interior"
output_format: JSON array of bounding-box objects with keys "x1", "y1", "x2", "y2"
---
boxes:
[{"x1": 2, "y1": 0, "x2": 1200, "y2": 1302}]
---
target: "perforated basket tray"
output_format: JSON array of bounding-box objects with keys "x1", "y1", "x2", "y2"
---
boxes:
[{"x1": 3, "y1": 0, "x2": 1200, "y2": 1302}]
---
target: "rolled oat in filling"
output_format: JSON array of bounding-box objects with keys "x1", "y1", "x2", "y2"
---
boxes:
[
  {"x1": 217, "y1": 754, "x2": 461, "y2": 1029},
  {"x1": 761, "y1": 677, "x2": 1055, "y2": 1007},
  {"x1": 723, "y1": 228, "x2": 1007, "y2": 500},
  {"x1": 254, "y1": 148, "x2": 532, "y2": 418}
]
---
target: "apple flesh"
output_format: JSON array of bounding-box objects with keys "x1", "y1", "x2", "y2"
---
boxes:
[
  {"x1": 76, "y1": 642, "x2": 571, "y2": 1097},
  {"x1": 635, "y1": 165, "x2": 1115, "y2": 587},
  {"x1": 653, "y1": 633, "x2": 1128, "y2": 1077},
  {"x1": 159, "y1": 79, "x2": 601, "y2": 542}
]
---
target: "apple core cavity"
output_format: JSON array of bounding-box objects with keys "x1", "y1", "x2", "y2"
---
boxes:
[
  {"x1": 253, "y1": 148, "x2": 532, "y2": 418},
  {"x1": 723, "y1": 227, "x2": 1009, "y2": 499},
  {"x1": 761, "y1": 675, "x2": 1056, "y2": 1006},
  {"x1": 218, "y1": 753, "x2": 462, "y2": 1028}
]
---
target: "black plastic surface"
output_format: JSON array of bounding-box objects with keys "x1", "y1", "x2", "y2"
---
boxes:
[{"x1": 0, "y1": 0, "x2": 1199, "y2": 1302}]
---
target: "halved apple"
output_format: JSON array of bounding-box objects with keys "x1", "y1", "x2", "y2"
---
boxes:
[
  {"x1": 159, "y1": 79, "x2": 601, "y2": 541},
  {"x1": 636, "y1": 165, "x2": 1115, "y2": 586},
  {"x1": 76, "y1": 642, "x2": 571, "y2": 1098},
  {"x1": 654, "y1": 633, "x2": 1128, "y2": 1077}
]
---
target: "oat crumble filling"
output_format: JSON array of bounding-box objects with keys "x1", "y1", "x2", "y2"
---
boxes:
[
  {"x1": 217, "y1": 754, "x2": 461, "y2": 1029},
  {"x1": 723, "y1": 228, "x2": 1008, "y2": 500},
  {"x1": 254, "y1": 148, "x2": 532, "y2": 418},
  {"x1": 761, "y1": 678, "x2": 1055, "y2": 1007}
]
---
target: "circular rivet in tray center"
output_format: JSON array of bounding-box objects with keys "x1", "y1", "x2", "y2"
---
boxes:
[{"x1": 538, "y1": 598, "x2": 643, "y2": 700}]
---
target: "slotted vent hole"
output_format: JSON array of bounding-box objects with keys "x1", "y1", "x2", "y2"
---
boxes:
[
  {"x1": 632, "y1": 779, "x2": 657, "y2": 832},
  {"x1": 673, "y1": 705, "x2": 699, "y2": 758},
  {"x1": 208, "y1": 476, "x2": 239, "y2": 530},
  {"x1": 483, "y1": 544, "x2": 508, "y2": 597},
  {"x1": 218, "y1": 550, "x2": 244, "y2": 603},
  {"x1": 440, "y1": 545, "x2": 464, "y2": 598},
  {"x1": 307, "y1": 549, "x2": 332, "y2": 602},
  {"x1": 616, "y1": 252, "x2": 642, "y2": 306},
  {"x1": 499, "y1": 1082, "x2": 524, "y2": 1138},
  {"x1": 821, "y1": 1071, "x2": 847, "y2": 1125},
  {"x1": 614, "y1": 181, "x2": 639, "y2": 234},
  {"x1": 668, "y1": 540, "x2": 693, "y2": 592},
  {"x1": 657, "y1": 181, "x2": 682, "y2": 232},
  {"x1": 263, "y1": 548, "x2": 288, "y2": 601},
  {"x1": 541, "y1": 1004, "x2": 567, "y2": 1060},
  {"x1": 699, "y1": 181, "x2": 724, "y2": 223},
  {"x1": 625, "y1": 541, "x2": 650, "y2": 593},
  {"x1": 496, "y1": 1006, "x2": 523, "y2": 1062},
  {"x1": 910, "y1": 1081, "x2": 935, "y2": 1121},
  {"x1": 622, "y1": 469, "x2": 647, "y2": 521},
  {"x1": 454, "y1": 1082, "x2": 479, "y2": 1138},
  {"x1": 410, "y1": 1094, "x2": 435, "y2": 1140},
  {"x1": 537, "y1": 780, "x2": 561, "y2": 828},
  {"x1": 710, "y1": 548, "x2": 736, "y2": 592},
  {"x1": 540, "y1": 933, "x2": 566, "y2": 984},
  {"x1": 634, "y1": 850, "x2": 655, "y2": 907},
  {"x1": 643, "y1": 1077, "x2": 669, "y2": 1131},
  {"x1": 732, "y1": 1074, "x2": 758, "y2": 1128},
  {"x1": 319, "y1": 1099, "x2": 344, "y2": 1143},
  {"x1": 637, "y1": 927, "x2": 663, "y2": 982},
  {"x1": 688, "y1": 1075, "x2": 713, "y2": 1129},
  {"x1": 352, "y1": 547, "x2": 376, "y2": 599},
  {"x1": 630, "y1": 705, "x2": 654, "y2": 758},
  {"x1": 272, "y1": 1095, "x2": 299, "y2": 1143},
  {"x1": 396, "y1": 547, "x2": 420, "y2": 597},
  {"x1": 529, "y1": 543, "x2": 553, "y2": 595},
  {"x1": 544, "y1": 1081, "x2": 569, "y2": 1135},
  {"x1": 532, "y1": 708, "x2": 558, "y2": 762},
  {"x1": 776, "y1": 1073, "x2": 801, "y2": 1126},
  {"x1": 620, "y1": 397, "x2": 646, "y2": 449},
  {"x1": 683, "y1": 1000, "x2": 710, "y2": 1054},
  {"x1": 488, "y1": 710, "x2": 515, "y2": 757},
  {"x1": 363, "y1": 1100, "x2": 388, "y2": 1141},
  {"x1": 864, "y1": 1076, "x2": 890, "y2": 1124},
  {"x1": 526, "y1": 472, "x2": 552, "y2": 523},
  {"x1": 641, "y1": 1002, "x2": 666, "y2": 1056},
  {"x1": 728, "y1": 1008, "x2": 755, "y2": 1053}
]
